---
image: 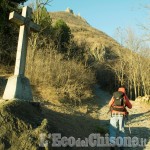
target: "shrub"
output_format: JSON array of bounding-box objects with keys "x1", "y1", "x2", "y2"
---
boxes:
[
  {"x1": 26, "y1": 46, "x2": 95, "y2": 104},
  {"x1": 53, "y1": 19, "x2": 72, "y2": 52}
]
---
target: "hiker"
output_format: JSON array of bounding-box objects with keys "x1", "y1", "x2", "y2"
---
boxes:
[{"x1": 108, "y1": 87, "x2": 132, "y2": 150}]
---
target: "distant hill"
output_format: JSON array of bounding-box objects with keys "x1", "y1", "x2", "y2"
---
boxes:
[{"x1": 49, "y1": 11, "x2": 124, "y2": 62}]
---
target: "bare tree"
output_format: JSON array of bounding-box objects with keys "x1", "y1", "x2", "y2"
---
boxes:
[{"x1": 113, "y1": 27, "x2": 150, "y2": 99}]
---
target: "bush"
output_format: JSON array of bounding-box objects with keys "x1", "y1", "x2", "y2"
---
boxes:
[
  {"x1": 53, "y1": 19, "x2": 72, "y2": 52},
  {"x1": 26, "y1": 46, "x2": 95, "y2": 104}
]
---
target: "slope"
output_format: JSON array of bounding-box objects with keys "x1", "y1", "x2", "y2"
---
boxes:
[
  {"x1": 49, "y1": 11, "x2": 124, "y2": 61},
  {"x1": 0, "y1": 97, "x2": 111, "y2": 150}
]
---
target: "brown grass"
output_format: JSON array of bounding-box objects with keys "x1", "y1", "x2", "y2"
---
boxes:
[{"x1": 26, "y1": 43, "x2": 95, "y2": 104}]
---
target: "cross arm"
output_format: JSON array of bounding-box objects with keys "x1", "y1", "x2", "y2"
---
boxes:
[
  {"x1": 30, "y1": 22, "x2": 41, "y2": 32},
  {"x1": 9, "y1": 11, "x2": 25, "y2": 26}
]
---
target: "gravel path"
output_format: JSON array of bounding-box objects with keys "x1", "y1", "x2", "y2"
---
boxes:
[{"x1": 94, "y1": 85, "x2": 150, "y2": 150}]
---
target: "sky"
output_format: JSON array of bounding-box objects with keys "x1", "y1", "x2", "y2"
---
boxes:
[{"x1": 26, "y1": 0, "x2": 150, "y2": 38}]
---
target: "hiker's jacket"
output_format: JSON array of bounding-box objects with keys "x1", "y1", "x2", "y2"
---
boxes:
[{"x1": 109, "y1": 87, "x2": 132, "y2": 115}]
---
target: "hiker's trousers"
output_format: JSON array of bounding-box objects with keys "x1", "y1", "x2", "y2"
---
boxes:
[{"x1": 109, "y1": 114, "x2": 125, "y2": 144}]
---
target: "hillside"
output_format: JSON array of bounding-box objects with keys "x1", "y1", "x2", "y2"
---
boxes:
[
  {"x1": 0, "y1": 8, "x2": 149, "y2": 150},
  {"x1": 0, "y1": 97, "x2": 109, "y2": 150},
  {"x1": 49, "y1": 11, "x2": 124, "y2": 61},
  {"x1": 49, "y1": 11, "x2": 117, "y2": 45}
]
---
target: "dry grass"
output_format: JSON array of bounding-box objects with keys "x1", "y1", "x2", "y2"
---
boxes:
[
  {"x1": 0, "y1": 100, "x2": 48, "y2": 150},
  {"x1": 26, "y1": 44, "x2": 95, "y2": 104},
  {"x1": 0, "y1": 64, "x2": 14, "y2": 99},
  {"x1": 0, "y1": 64, "x2": 13, "y2": 75}
]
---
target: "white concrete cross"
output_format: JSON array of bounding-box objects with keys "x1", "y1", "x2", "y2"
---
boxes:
[
  {"x1": 3, "y1": 6, "x2": 40, "y2": 101},
  {"x1": 9, "y1": 6, "x2": 40, "y2": 76}
]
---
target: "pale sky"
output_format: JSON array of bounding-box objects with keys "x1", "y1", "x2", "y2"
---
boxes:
[{"x1": 26, "y1": 0, "x2": 150, "y2": 38}]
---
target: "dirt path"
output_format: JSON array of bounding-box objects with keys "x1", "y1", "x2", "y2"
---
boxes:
[{"x1": 94, "y1": 85, "x2": 150, "y2": 150}]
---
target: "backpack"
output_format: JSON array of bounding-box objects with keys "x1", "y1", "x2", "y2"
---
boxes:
[{"x1": 113, "y1": 91, "x2": 125, "y2": 106}]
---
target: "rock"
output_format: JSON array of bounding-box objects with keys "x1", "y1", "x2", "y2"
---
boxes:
[
  {"x1": 135, "y1": 96, "x2": 142, "y2": 102},
  {"x1": 135, "y1": 95, "x2": 150, "y2": 103}
]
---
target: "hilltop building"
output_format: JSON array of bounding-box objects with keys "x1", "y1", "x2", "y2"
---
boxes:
[{"x1": 65, "y1": 8, "x2": 74, "y2": 14}]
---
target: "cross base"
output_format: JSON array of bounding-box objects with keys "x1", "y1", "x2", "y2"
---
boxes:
[{"x1": 3, "y1": 75, "x2": 33, "y2": 101}]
